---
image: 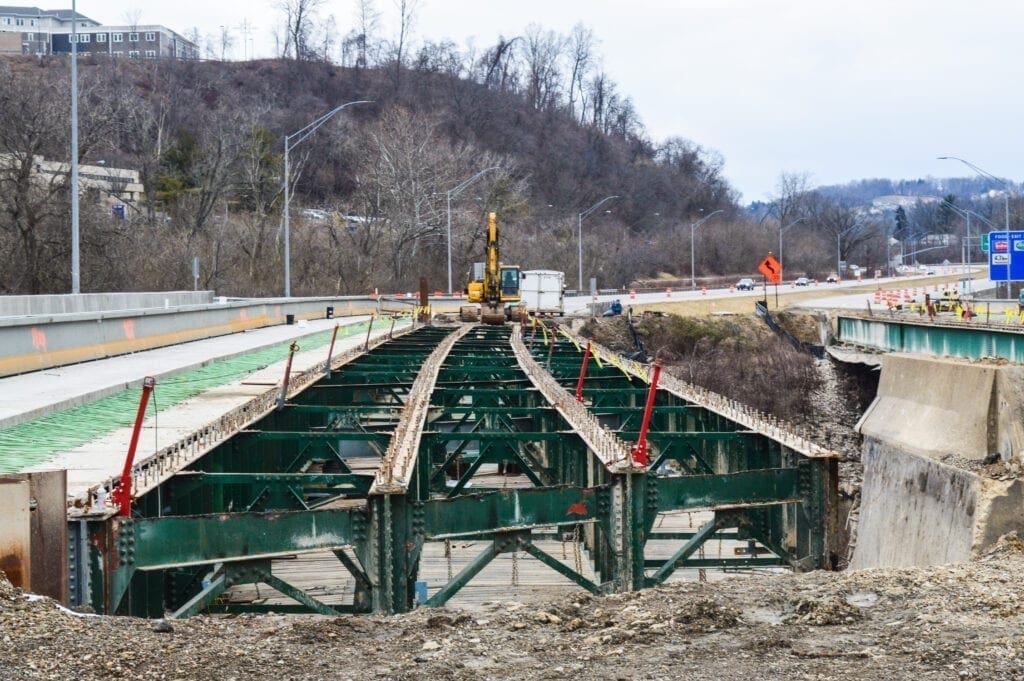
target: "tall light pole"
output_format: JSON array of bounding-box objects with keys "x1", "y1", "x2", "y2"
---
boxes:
[
  {"x1": 282, "y1": 100, "x2": 371, "y2": 297},
  {"x1": 939, "y1": 155, "x2": 1013, "y2": 296},
  {"x1": 70, "y1": 0, "x2": 80, "y2": 293},
  {"x1": 779, "y1": 217, "x2": 806, "y2": 276},
  {"x1": 446, "y1": 166, "x2": 500, "y2": 295},
  {"x1": 690, "y1": 210, "x2": 724, "y2": 289},
  {"x1": 939, "y1": 199, "x2": 997, "y2": 295},
  {"x1": 578, "y1": 195, "x2": 620, "y2": 292}
]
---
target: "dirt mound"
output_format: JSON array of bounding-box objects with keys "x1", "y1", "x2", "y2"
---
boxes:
[
  {"x1": 3, "y1": 548, "x2": 1024, "y2": 679},
  {"x1": 785, "y1": 596, "x2": 864, "y2": 626}
]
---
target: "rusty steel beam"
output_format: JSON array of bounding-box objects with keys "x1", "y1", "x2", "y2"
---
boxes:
[
  {"x1": 559, "y1": 327, "x2": 840, "y2": 460},
  {"x1": 371, "y1": 325, "x2": 471, "y2": 493},
  {"x1": 510, "y1": 325, "x2": 636, "y2": 472}
]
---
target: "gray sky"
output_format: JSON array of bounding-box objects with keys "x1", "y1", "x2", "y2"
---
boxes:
[{"x1": 30, "y1": 1, "x2": 1024, "y2": 200}]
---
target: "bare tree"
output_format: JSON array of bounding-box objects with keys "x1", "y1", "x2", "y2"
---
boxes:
[
  {"x1": 219, "y1": 25, "x2": 235, "y2": 61},
  {"x1": 275, "y1": 0, "x2": 325, "y2": 60},
  {"x1": 319, "y1": 14, "x2": 338, "y2": 62},
  {"x1": 122, "y1": 8, "x2": 142, "y2": 31},
  {"x1": 353, "y1": 0, "x2": 380, "y2": 69},
  {"x1": 391, "y1": 0, "x2": 420, "y2": 89},
  {"x1": 522, "y1": 24, "x2": 565, "y2": 110},
  {"x1": 567, "y1": 23, "x2": 594, "y2": 120},
  {"x1": 476, "y1": 35, "x2": 520, "y2": 91}
]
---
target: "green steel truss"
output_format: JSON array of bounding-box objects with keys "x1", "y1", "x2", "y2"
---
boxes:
[{"x1": 82, "y1": 324, "x2": 837, "y2": 618}]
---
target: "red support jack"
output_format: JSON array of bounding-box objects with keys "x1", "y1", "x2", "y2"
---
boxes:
[
  {"x1": 630, "y1": 359, "x2": 663, "y2": 467},
  {"x1": 114, "y1": 376, "x2": 156, "y2": 517},
  {"x1": 324, "y1": 324, "x2": 340, "y2": 378},
  {"x1": 276, "y1": 341, "x2": 299, "y2": 410},
  {"x1": 574, "y1": 340, "x2": 592, "y2": 403}
]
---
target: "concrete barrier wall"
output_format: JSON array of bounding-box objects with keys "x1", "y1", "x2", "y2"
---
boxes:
[
  {"x1": 852, "y1": 353, "x2": 1024, "y2": 568},
  {"x1": 0, "y1": 291, "x2": 215, "y2": 316},
  {"x1": 0, "y1": 296, "x2": 383, "y2": 378}
]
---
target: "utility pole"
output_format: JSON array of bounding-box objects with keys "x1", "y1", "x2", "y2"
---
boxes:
[{"x1": 70, "y1": 0, "x2": 80, "y2": 293}]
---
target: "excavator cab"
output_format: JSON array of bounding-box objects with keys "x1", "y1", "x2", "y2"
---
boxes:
[{"x1": 500, "y1": 267, "x2": 521, "y2": 297}]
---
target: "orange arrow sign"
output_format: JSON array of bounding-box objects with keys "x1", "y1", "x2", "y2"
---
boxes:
[{"x1": 758, "y1": 254, "x2": 782, "y2": 284}]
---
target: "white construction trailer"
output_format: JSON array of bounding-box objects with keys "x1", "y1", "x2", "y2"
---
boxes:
[{"x1": 520, "y1": 269, "x2": 564, "y2": 316}]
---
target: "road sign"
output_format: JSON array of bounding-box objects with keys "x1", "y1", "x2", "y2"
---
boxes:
[
  {"x1": 988, "y1": 231, "x2": 1024, "y2": 281},
  {"x1": 758, "y1": 254, "x2": 782, "y2": 284},
  {"x1": 982, "y1": 233, "x2": 989, "y2": 252}
]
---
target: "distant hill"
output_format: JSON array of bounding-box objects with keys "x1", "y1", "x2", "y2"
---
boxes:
[{"x1": 0, "y1": 54, "x2": 736, "y2": 294}]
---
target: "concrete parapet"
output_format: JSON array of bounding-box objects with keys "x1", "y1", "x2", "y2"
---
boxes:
[
  {"x1": 0, "y1": 296, "x2": 381, "y2": 378},
  {"x1": 852, "y1": 353, "x2": 1024, "y2": 568},
  {"x1": 0, "y1": 291, "x2": 215, "y2": 317}
]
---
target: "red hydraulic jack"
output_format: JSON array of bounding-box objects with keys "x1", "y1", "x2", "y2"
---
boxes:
[
  {"x1": 630, "y1": 359, "x2": 663, "y2": 467},
  {"x1": 113, "y1": 376, "x2": 156, "y2": 517},
  {"x1": 574, "y1": 340, "x2": 592, "y2": 403}
]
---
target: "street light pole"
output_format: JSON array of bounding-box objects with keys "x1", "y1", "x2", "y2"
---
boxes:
[
  {"x1": 779, "y1": 217, "x2": 806, "y2": 276},
  {"x1": 689, "y1": 210, "x2": 724, "y2": 289},
  {"x1": 578, "y1": 195, "x2": 620, "y2": 293},
  {"x1": 446, "y1": 166, "x2": 500, "y2": 295},
  {"x1": 939, "y1": 156, "x2": 1014, "y2": 296},
  {"x1": 283, "y1": 100, "x2": 372, "y2": 297},
  {"x1": 70, "y1": 0, "x2": 79, "y2": 293}
]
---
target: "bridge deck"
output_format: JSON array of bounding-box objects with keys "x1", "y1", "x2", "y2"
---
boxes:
[{"x1": 62, "y1": 322, "x2": 837, "y2": 618}]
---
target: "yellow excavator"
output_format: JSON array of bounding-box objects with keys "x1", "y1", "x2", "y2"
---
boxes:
[{"x1": 460, "y1": 212, "x2": 523, "y2": 325}]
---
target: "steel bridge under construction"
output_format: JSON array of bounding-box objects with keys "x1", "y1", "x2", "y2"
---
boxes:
[{"x1": 72, "y1": 321, "x2": 839, "y2": 618}]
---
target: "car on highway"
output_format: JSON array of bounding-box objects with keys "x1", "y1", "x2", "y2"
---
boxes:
[
  {"x1": 825, "y1": 274, "x2": 839, "y2": 283},
  {"x1": 735, "y1": 278, "x2": 755, "y2": 291},
  {"x1": 795, "y1": 277, "x2": 810, "y2": 286}
]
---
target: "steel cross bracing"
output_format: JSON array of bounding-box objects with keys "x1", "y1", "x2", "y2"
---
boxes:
[{"x1": 74, "y1": 322, "x2": 839, "y2": 618}]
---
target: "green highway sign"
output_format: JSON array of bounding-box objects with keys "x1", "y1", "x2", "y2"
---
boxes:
[{"x1": 982, "y1": 233, "x2": 989, "y2": 252}]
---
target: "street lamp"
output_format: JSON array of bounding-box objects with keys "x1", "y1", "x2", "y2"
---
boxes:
[
  {"x1": 283, "y1": 99, "x2": 372, "y2": 297},
  {"x1": 578, "y1": 195, "x2": 620, "y2": 292},
  {"x1": 938, "y1": 198, "x2": 998, "y2": 295},
  {"x1": 446, "y1": 166, "x2": 500, "y2": 295},
  {"x1": 778, "y1": 217, "x2": 807, "y2": 276},
  {"x1": 690, "y1": 210, "x2": 724, "y2": 289},
  {"x1": 939, "y1": 156, "x2": 1014, "y2": 296},
  {"x1": 70, "y1": 0, "x2": 80, "y2": 293}
]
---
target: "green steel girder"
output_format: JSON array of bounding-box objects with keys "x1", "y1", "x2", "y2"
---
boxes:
[
  {"x1": 423, "y1": 485, "x2": 607, "y2": 539},
  {"x1": 92, "y1": 324, "x2": 838, "y2": 619},
  {"x1": 173, "y1": 472, "x2": 374, "y2": 492},
  {"x1": 425, "y1": 530, "x2": 602, "y2": 608},
  {"x1": 655, "y1": 468, "x2": 801, "y2": 512},
  {"x1": 239, "y1": 430, "x2": 389, "y2": 443},
  {"x1": 617, "y1": 431, "x2": 756, "y2": 442},
  {"x1": 426, "y1": 431, "x2": 569, "y2": 441},
  {"x1": 121, "y1": 508, "x2": 365, "y2": 572},
  {"x1": 433, "y1": 406, "x2": 554, "y2": 415}
]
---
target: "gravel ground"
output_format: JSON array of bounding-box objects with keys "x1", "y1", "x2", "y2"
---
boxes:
[{"x1": 3, "y1": 535, "x2": 1024, "y2": 680}]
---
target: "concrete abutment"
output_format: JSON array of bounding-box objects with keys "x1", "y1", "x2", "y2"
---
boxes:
[{"x1": 852, "y1": 353, "x2": 1024, "y2": 568}]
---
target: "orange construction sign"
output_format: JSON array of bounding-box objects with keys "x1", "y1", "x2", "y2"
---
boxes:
[{"x1": 758, "y1": 254, "x2": 782, "y2": 284}]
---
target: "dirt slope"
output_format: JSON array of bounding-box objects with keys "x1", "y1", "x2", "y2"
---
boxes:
[{"x1": 2, "y1": 535, "x2": 1024, "y2": 680}]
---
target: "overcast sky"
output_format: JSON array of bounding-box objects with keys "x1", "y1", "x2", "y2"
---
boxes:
[{"x1": 23, "y1": 0, "x2": 1024, "y2": 201}]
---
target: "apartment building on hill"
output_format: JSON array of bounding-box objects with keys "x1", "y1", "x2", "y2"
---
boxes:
[{"x1": 0, "y1": 6, "x2": 196, "y2": 59}]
